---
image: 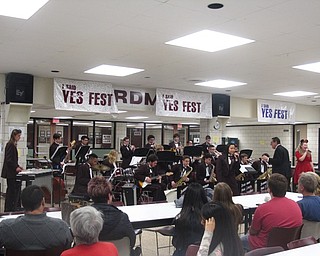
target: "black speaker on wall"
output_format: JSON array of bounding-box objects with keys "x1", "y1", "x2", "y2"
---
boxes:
[
  {"x1": 6, "y1": 72, "x2": 34, "y2": 104},
  {"x1": 212, "y1": 94, "x2": 230, "y2": 117}
]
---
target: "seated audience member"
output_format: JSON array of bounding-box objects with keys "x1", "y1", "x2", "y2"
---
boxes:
[
  {"x1": 72, "y1": 153, "x2": 98, "y2": 199},
  {"x1": 134, "y1": 154, "x2": 167, "y2": 201},
  {"x1": 196, "y1": 153, "x2": 215, "y2": 189},
  {"x1": 88, "y1": 177, "x2": 140, "y2": 256},
  {"x1": 241, "y1": 173, "x2": 302, "y2": 251},
  {"x1": 297, "y1": 172, "x2": 320, "y2": 221},
  {"x1": 61, "y1": 206, "x2": 118, "y2": 256},
  {"x1": 310, "y1": 172, "x2": 320, "y2": 196},
  {"x1": 171, "y1": 155, "x2": 194, "y2": 189},
  {"x1": 173, "y1": 183, "x2": 208, "y2": 256},
  {"x1": 197, "y1": 202, "x2": 244, "y2": 256},
  {"x1": 213, "y1": 182, "x2": 243, "y2": 232},
  {"x1": 145, "y1": 134, "x2": 156, "y2": 149},
  {"x1": 0, "y1": 185, "x2": 72, "y2": 250}
]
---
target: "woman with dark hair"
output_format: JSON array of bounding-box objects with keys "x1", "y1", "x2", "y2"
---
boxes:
[
  {"x1": 197, "y1": 202, "x2": 244, "y2": 256},
  {"x1": 88, "y1": 177, "x2": 140, "y2": 256},
  {"x1": 213, "y1": 183, "x2": 243, "y2": 232},
  {"x1": 215, "y1": 143, "x2": 240, "y2": 196},
  {"x1": 173, "y1": 183, "x2": 208, "y2": 256},
  {"x1": 294, "y1": 139, "x2": 314, "y2": 187},
  {"x1": 1, "y1": 129, "x2": 23, "y2": 212}
]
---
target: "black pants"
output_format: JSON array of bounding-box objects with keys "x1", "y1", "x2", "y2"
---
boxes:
[
  {"x1": 5, "y1": 178, "x2": 21, "y2": 212},
  {"x1": 145, "y1": 183, "x2": 166, "y2": 202}
]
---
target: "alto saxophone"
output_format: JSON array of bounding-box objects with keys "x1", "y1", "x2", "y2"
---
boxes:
[
  {"x1": 208, "y1": 164, "x2": 217, "y2": 183},
  {"x1": 257, "y1": 168, "x2": 272, "y2": 180},
  {"x1": 176, "y1": 166, "x2": 193, "y2": 187}
]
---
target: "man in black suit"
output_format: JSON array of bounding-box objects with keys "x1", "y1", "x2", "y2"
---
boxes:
[
  {"x1": 168, "y1": 133, "x2": 182, "y2": 155},
  {"x1": 262, "y1": 137, "x2": 291, "y2": 191},
  {"x1": 75, "y1": 135, "x2": 90, "y2": 166},
  {"x1": 134, "y1": 154, "x2": 166, "y2": 201},
  {"x1": 49, "y1": 133, "x2": 62, "y2": 169},
  {"x1": 196, "y1": 153, "x2": 215, "y2": 188},
  {"x1": 72, "y1": 153, "x2": 98, "y2": 198},
  {"x1": 144, "y1": 134, "x2": 156, "y2": 149},
  {"x1": 201, "y1": 135, "x2": 212, "y2": 154},
  {"x1": 120, "y1": 137, "x2": 134, "y2": 169}
]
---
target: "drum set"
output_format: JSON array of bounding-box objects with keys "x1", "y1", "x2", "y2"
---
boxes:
[{"x1": 91, "y1": 163, "x2": 136, "y2": 201}]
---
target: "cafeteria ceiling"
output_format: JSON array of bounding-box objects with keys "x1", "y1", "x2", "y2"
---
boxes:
[{"x1": 1, "y1": 0, "x2": 320, "y2": 125}]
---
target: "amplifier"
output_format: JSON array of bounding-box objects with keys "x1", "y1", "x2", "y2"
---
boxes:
[{"x1": 122, "y1": 183, "x2": 137, "y2": 206}]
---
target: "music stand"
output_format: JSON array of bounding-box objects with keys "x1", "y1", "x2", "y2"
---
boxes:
[
  {"x1": 240, "y1": 149, "x2": 253, "y2": 158},
  {"x1": 75, "y1": 145, "x2": 91, "y2": 163},
  {"x1": 132, "y1": 148, "x2": 149, "y2": 157},
  {"x1": 183, "y1": 146, "x2": 203, "y2": 157},
  {"x1": 163, "y1": 144, "x2": 171, "y2": 150},
  {"x1": 216, "y1": 144, "x2": 227, "y2": 154},
  {"x1": 156, "y1": 151, "x2": 176, "y2": 163}
]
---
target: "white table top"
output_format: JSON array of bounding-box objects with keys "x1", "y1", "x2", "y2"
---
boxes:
[
  {"x1": 268, "y1": 243, "x2": 320, "y2": 255},
  {"x1": 0, "y1": 211, "x2": 61, "y2": 222},
  {"x1": 119, "y1": 202, "x2": 180, "y2": 223},
  {"x1": 232, "y1": 192, "x2": 302, "y2": 209}
]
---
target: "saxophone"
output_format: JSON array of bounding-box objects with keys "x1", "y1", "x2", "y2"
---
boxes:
[
  {"x1": 176, "y1": 166, "x2": 193, "y2": 187},
  {"x1": 208, "y1": 164, "x2": 217, "y2": 183},
  {"x1": 257, "y1": 168, "x2": 272, "y2": 180}
]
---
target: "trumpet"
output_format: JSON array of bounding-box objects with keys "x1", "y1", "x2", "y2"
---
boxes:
[{"x1": 176, "y1": 166, "x2": 193, "y2": 187}]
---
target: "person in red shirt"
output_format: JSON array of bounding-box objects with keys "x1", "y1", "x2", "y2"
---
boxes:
[
  {"x1": 241, "y1": 173, "x2": 302, "y2": 251},
  {"x1": 294, "y1": 139, "x2": 314, "y2": 187},
  {"x1": 61, "y1": 206, "x2": 118, "y2": 256}
]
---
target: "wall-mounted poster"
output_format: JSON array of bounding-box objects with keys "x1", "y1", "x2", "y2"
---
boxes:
[{"x1": 102, "y1": 134, "x2": 111, "y2": 144}]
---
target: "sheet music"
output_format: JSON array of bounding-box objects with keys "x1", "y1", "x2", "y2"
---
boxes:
[{"x1": 129, "y1": 156, "x2": 143, "y2": 166}]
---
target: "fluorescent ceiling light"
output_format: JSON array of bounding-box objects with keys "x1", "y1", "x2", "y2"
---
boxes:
[
  {"x1": 196, "y1": 79, "x2": 246, "y2": 89},
  {"x1": 165, "y1": 30, "x2": 254, "y2": 53},
  {"x1": 0, "y1": 0, "x2": 49, "y2": 19},
  {"x1": 30, "y1": 110, "x2": 36, "y2": 113},
  {"x1": 73, "y1": 122, "x2": 92, "y2": 126},
  {"x1": 125, "y1": 116, "x2": 149, "y2": 120},
  {"x1": 293, "y1": 62, "x2": 320, "y2": 74},
  {"x1": 145, "y1": 120, "x2": 163, "y2": 123},
  {"x1": 117, "y1": 110, "x2": 127, "y2": 113},
  {"x1": 85, "y1": 64, "x2": 144, "y2": 77},
  {"x1": 273, "y1": 91, "x2": 318, "y2": 97},
  {"x1": 180, "y1": 122, "x2": 199, "y2": 125},
  {"x1": 53, "y1": 116, "x2": 73, "y2": 119}
]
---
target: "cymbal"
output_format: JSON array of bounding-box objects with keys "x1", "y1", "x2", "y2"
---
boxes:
[{"x1": 92, "y1": 164, "x2": 110, "y2": 172}]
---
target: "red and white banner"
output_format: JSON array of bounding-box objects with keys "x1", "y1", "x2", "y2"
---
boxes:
[
  {"x1": 54, "y1": 78, "x2": 118, "y2": 113},
  {"x1": 156, "y1": 88, "x2": 212, "y2": 118}
]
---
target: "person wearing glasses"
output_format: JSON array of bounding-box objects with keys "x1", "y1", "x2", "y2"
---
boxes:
[
  {"x1": 262, "y1": 137, "x2": 292, "y2": 191},
  {"x1": 1, "y1": 129, "x2": 23, "y2": 212}
]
